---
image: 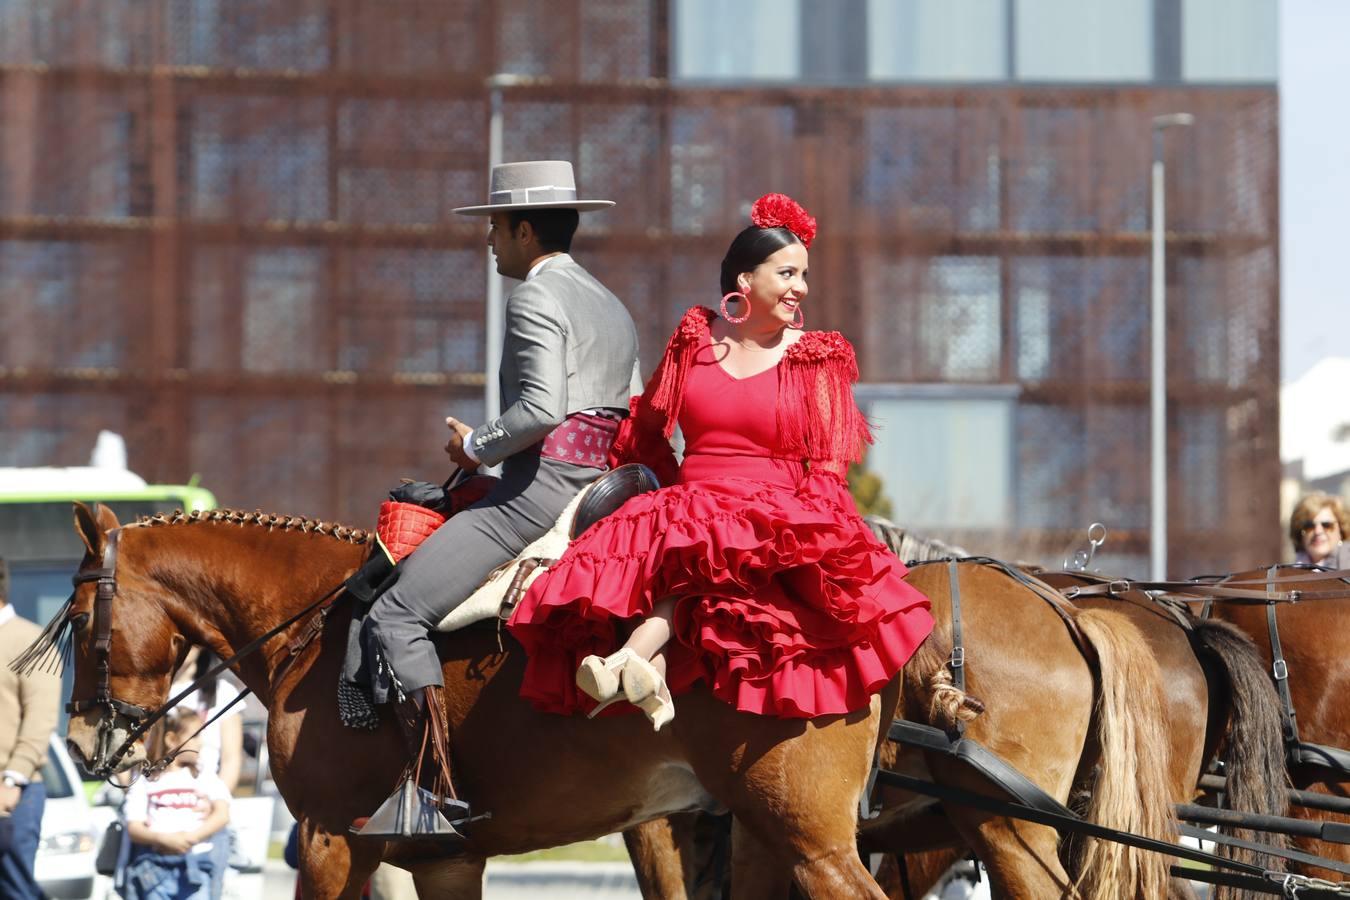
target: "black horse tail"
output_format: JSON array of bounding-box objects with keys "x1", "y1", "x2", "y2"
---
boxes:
[{"x1": 1192, "y1": 618, "x2": 1290, "y2": 896}]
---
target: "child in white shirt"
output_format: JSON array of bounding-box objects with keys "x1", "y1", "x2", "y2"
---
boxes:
[{"x1": 122, "y1": 710, "x2": 230, "y2": 900}]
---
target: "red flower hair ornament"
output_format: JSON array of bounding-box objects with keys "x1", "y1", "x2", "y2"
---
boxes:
[{"x1": 750, "y1": 193, "x2": 817, "y2": 249}]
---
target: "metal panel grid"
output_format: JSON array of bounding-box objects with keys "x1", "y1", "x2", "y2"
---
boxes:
[{"x1": 0, "y1": 1, "x2": 1279, "y2": 575}]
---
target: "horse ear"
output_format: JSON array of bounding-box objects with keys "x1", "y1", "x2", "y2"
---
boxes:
[{"x1": 73, "y1": 502, "x2": 120, "y2": 559}]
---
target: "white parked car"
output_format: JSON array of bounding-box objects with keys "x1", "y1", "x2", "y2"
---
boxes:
[{"x1": 34, "y1": 734, "x2": 113, "y2": 900}]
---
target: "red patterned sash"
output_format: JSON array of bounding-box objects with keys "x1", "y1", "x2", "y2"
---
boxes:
[{"x1": 540, "y1": 413, "x2": 618, "y2": 469}]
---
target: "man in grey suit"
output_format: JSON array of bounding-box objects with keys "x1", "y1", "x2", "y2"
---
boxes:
[{"x1": 356, "y1": 160, "x2": 639, "y2": 837}]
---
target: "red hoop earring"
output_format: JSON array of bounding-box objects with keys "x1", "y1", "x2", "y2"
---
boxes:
[
  {"x1": 791, "y1": 306, "x2": 804, "y2": 329},
  {"x1": 720, "y1": 291, "x2": 751, "y2": 325}
]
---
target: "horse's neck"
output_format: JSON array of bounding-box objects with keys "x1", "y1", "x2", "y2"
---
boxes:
[{"x1": 151, "y1": 524, "x2": 367, "y2": 700}]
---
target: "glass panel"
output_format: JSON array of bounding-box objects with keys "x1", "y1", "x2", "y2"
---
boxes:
[
  {"x1": 673, "y1": 0, "x2": 800, "y2": 80},
  {"x1": 1183, "y1": 0, "x2": 1277, "y2": 82},
  {"x1": 862, "y1": 395, "x2": 1013, "y2": 531},
  {"x1": 0, "y1": 241, "x2": 130, "y2": 368},
  {"x1": 242, "y1": 249, "x2": 324, "y2": 373},
  {"x1": 857, "y1": 106, "x2": 1001, "y2": 232},
  {"x1": 168, "y1": 0, "x2": 329, "y2": 71},
  {"x1": 1178, "y1": 408, "x2": 1224, "y2": 529},
  {"x1": 920, "y1": 258, "x2": 1002, "y2": 382},
  {"x1": 857, "y1": 256, "x2": 1001, "y2": 382},
  {"x1": 1015, "y1": 0, "x2": 1151, "y2": 82},
  {"x1": 867, "y1": 0, "x2": 1006, "y2": 81},
  {"x1": 1014, "y1": 257, "x2": 1148, "y2": 383},
  {"x1": 1016, "y1": 404, "x2": 1148, "y2": 532},
  {"x1": 189, "y1": 96, "x2": 329, "y2": 222}
]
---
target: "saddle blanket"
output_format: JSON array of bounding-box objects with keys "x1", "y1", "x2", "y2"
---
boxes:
[{"x1": 435, "y1": 480, "x2": 592, "y2": 631}]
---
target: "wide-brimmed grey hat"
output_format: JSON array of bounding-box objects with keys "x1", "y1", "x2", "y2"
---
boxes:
[{"x1": 453, "y1": 160, "x2": 614, "y2": 215}]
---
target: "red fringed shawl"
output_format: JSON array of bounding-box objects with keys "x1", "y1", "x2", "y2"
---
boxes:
[{"x1": 609, "y1": 306, "x2": 872, "y2": 483}]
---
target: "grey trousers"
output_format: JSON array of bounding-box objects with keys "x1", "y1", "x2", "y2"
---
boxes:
[{"x1": 365, "y1": 453, "x2": 601, "y2": 696}]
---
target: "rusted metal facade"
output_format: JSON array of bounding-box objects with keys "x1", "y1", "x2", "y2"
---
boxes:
[{"x1": 0, "y1": 1, "x2": 1280, "y2": 575}]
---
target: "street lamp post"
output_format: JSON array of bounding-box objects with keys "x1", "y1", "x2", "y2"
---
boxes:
[
  {"x1": 483, "y1": 76, "x2": 508, "y2": 425},
  {"x1": 1150, "y1": 113, "x2": 1193, "y2": 581}
]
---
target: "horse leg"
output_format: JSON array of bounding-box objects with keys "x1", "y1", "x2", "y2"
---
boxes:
[
  {"x1": 297, "y1": 819, "x2": 382, "y2": 899},
  {"x1": 624, "y1": 817, "x2": 698, "y2": 900},
  {"x1": 948, "y1": 810, "x2": 1074, "y2": 899},
  {"x1": 408, "y1": 856, "x2": 486, "y2": 898},
  {"x1": 729, "y1": 816, "x2": 793, "y2": 900},
  {"x1": 690, "y1": 697, "x2": 888, "y2": 900}
]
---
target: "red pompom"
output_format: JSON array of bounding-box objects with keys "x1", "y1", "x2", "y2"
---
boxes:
[{"x1": 750, "y1": 193, "x2": 817, "y2": 248}]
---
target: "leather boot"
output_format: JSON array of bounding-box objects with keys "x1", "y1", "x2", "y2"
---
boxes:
[{"x1": 349, "y1": 686, "x2": 473, "y2": 841}]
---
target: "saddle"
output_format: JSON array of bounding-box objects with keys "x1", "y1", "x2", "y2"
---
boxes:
[{"x1": 435, "y1": 463, "x2": 659, "y2": 632}]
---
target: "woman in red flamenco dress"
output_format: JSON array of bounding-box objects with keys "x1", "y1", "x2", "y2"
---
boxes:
[{"x1": 508, "y1": 194, "x2": 933, "y2": 729}]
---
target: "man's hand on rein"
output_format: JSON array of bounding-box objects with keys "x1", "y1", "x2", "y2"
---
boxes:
[{"x1": 444, "y1": 417, "x2": 480, "y2": 472}]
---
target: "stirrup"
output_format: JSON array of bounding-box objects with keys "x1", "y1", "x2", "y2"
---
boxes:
[
  {"x1": 621, "y1": 655, "x2": 675, "y2": 732},
  {"x1": 349, "y1": 778, "x2": 468, "y2": 842},
  {"x1": 576, "y1": 648, "x2": 638, "y2": 705}
]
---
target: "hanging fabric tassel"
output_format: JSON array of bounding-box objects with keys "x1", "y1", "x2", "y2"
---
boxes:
[
  {"x1": 644, "y1": 305, "x2": 714, "y2": 438},
  {"x1": 777, "y1": 331, "x2": 873, "y2": 467}
]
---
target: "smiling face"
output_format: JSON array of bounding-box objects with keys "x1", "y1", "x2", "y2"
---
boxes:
[
  {"x1": 1300, "y1": 505, "x2": 1344, "y2": 564},
  {"x1": 734, "y1": 241, "x2": 809, "y2": 329}
]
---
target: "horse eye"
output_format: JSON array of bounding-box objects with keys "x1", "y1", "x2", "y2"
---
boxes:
[{"x1": 69, "y1": 613, "x2": 91, "y2": 632}]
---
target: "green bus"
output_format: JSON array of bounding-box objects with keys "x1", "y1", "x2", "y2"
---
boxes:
[{"x1": 0, "y1": 467, "x2": 217, "y2": 724}]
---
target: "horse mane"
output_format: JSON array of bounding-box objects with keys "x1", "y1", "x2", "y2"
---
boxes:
[
  {"x1": 134, "y1": 508, "x2": 374, "y2": 546},
  {"x1": 863, "y1": 515, "x2": 967, "y2": 563}
]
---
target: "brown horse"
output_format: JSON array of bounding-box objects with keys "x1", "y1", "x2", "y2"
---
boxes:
[
  {"x1": 58, "y1": 502, "x2": 951, "y2": 899},
  {"x1": 1203, "y1": 565, "x2": 1350, "y2": 881},
  {"x1": 630, "y1": 560, "x2": 1290, "y2": 900},
  {"x1": 706, "y1": 559, "x2": 1178, "y2": 899},
  {"x1": 1040, "y1": 572, "x2": 1289, "y2": 900},
  {"x1": 869, "y1": 576, "x2": 1289, "y2": 900}
]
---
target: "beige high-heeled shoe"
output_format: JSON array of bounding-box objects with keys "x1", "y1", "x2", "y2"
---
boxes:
[
  {"x1": 621, "y1": 655, "x2": 675, "y2": 732},
  {"x1": 576, "y1": 649, "x2": 639, "y2": 718}
]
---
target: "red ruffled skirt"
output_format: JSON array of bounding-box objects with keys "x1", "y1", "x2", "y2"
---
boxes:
[{"x1": 508, "y1": 464, "x2": 934, "y2": 718}]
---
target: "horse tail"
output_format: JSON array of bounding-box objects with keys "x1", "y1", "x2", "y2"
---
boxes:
[
  {"x1": 903, "y1": 636, "x2": 985, "y2": 733},
  {"x1": 1192, "y1": 618, "x2": 1290, "y2": 894},
  {"x1": 1072, "y1": 608, "x2": 1176, "y2": 900}
]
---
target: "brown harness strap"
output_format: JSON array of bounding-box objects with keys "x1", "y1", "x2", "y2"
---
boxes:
[{"x1": 1264, "y1": 564, "x2": 1301, "y2": 748}]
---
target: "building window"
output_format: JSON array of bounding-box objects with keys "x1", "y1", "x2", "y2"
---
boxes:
[
  {"x1": 242, "y1": 249, "x2": 323, "y2": 373},
  {"x1": 866, "y1": 0, "x2": 1006, "y2": 81},
  {"x1": 672, "y1": 0, "x2": 800, "y2": 80},
  {"x1": 858, "y1": 388, "x2": 1015, "y2": 532},
  {"x1": 1182, "y1": 0, "x2": 1277, "y2": 82},
  {"x1": 1015, "y1": 0, "x2": 1152, "y2": 82},
  {"x1": 921, "y1": 257, "x2": 1002, "y2": 382}
]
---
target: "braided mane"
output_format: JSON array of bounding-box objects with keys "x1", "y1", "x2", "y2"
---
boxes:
[{"x1": 135, "y1": 508, "x2": 373, "y2": 545}]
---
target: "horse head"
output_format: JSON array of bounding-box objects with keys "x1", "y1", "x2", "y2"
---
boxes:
[{"x1": 64, "y1": 502, "x2": 188, "y2": 777}]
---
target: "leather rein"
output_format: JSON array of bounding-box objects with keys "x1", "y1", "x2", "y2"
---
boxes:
[{"x1": 68, "y1": 526, "x2": 350, "y2": 780}]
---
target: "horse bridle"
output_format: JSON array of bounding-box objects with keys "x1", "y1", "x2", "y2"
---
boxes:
[
  {"x1": 64, "y1": 529, "x2": 163, "y2": 776},
  {"x1": 67, "y1": 524, "x2": 350, "y2": 779}
]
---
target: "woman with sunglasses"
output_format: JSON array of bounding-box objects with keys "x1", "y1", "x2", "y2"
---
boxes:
[{"x1": 1289, "y1": 492, "x2": 1350, "y2": 567}]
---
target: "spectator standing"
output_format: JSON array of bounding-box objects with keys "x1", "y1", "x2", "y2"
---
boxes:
[
  {"x1": 123, "y1": 710, "x2": 230, "y2": 900},
  {"x1": 0, "y1": 555, "x2": 61, "y2": 900},
  {"x1": 171, "y1": 648, "x2": 243, "y2": 898},
  {"x1": 1290, "y1": 492, "x2": 1350, "y2": 567}
]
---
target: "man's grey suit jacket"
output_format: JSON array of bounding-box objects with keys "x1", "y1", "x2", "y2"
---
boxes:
[{"x1": 470, "y1": 253, "x2": 639, "y2": 468}]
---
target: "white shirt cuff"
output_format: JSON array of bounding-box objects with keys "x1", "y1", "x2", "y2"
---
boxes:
[
  {"x1": 462, "y1": 429, "x2": 482, "y2": 464},
  {"x1": 3, "y1": 769, "x2": 30, "y2": 786}
]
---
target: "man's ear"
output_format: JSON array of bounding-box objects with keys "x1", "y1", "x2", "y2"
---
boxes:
[{"x1": 515, "y1": 218, "x2": 536, "y2": 248}]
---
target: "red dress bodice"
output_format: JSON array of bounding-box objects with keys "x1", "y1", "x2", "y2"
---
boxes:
[{"x1": 677, "y1": 336, "x2": 807, "y2": 488}]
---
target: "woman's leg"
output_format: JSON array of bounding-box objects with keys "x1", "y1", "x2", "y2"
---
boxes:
[{"x1": 621, "y1": 597, "x2": 676, "y2": 665}]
